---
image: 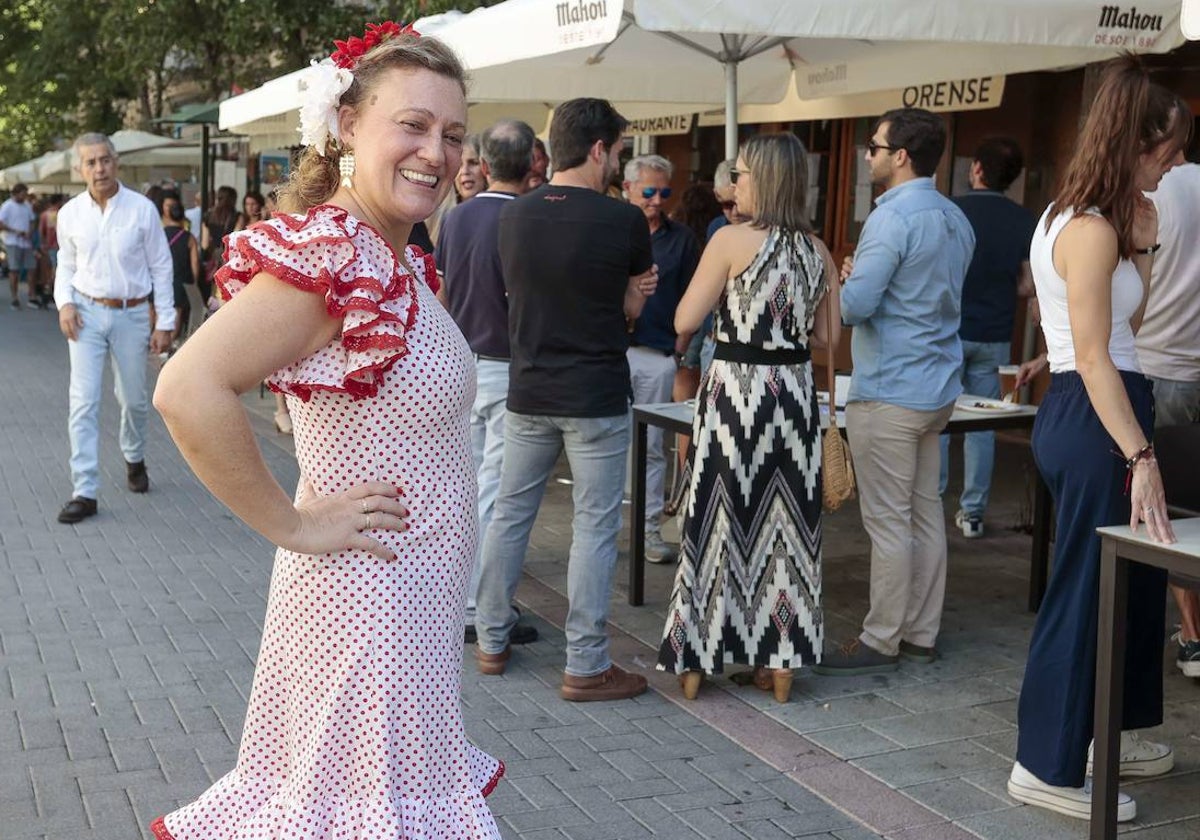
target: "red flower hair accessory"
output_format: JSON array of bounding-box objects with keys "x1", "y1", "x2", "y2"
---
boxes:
[{"x1": 331, "y1": 21, "x2": 420, "y2": 70}]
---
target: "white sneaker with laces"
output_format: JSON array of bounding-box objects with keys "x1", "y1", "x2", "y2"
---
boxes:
[
  {"x1": 1007, "y1": 761, "x2": 1136, "y2": 822},
  {"x1": 1086, "y1": 730, "x2": 1174, "y2": 777},
  {"x1": 955, "y1": 509, "x2": 984, "y2": 538},
  {"x1": 644, "y1": 530, "x2": 678, "y2": 564}
]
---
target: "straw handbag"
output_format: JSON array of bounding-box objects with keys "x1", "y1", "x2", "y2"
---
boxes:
[{"x1": 821, "y1": 289, "x2": 855, "y2": 512}]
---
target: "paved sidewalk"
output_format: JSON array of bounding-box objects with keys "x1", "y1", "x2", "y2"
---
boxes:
[{"x1": 2, "y1": 299, "x2": 1198, "y2": 840}]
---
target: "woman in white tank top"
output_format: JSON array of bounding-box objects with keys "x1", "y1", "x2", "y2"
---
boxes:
[{"x1": 1006, "y1": 56, "x2": 1189, "y2": 824}]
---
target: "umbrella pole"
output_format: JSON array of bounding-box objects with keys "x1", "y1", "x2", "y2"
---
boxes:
[{"x1": 724, "y1": 59, "x2": 738, "y2": 161}]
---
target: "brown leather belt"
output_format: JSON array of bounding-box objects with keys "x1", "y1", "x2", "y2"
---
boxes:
[{"x1": 79, "y1": 292, "x2": 150, "y2": 309}]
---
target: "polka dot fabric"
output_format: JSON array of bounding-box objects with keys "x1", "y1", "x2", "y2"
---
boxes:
[{"x1": 156, "y1": 206, "x2": 504, "y2": 840}]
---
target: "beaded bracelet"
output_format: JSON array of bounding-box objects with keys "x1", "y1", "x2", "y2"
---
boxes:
[
  {"x1": 1118, "y1": 443, "x2": 1155, "y2": 494},
  {"x1": 1134, "y1": 243, "x2": 1162, "y2": 255}
]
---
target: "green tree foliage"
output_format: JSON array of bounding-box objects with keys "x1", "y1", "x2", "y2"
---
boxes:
[{"x1": 0, "y1": 0, "x2": 490, "y2": 169}]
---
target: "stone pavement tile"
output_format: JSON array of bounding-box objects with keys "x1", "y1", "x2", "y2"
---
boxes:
[
  {"x1": 971, "y1": 730, "x2": 1018, "y2": 762},
  {"x1": 1123, "y1": 819, "x2": 1200, "y2": 838},
  {"x1": 957, "y1": 803, "x2": 1089, "y2": 840},
  {"x1": 560, "y1": 818, "x2": 657, "y2": 839},
  {"x1": 831, "y1": 830, "x2": 885, "y2": 840},
  {"x1": 765, "y1": 693, "x2": 910, "y2": 733},
  {"x1": 502, "y1": 803, "x2": 593, "y2": 833},
  {"x1": 977, "y1": 697, "x2": 1019, "y2": 726},
  {"x1": 1124, "y1": 770, "x2": 1200, "y2": 824},
  {"x1": 862, "y1": 706, "x2": 1014, "y2": 749},
  {"x1": 876, "y1": 676, "x2": 1018, "y2": 714},
  {"x1": 506, "y1": 774, "x2": 577, "y2": 810},
  {"x1": 81, "y1": 788, "x2": 138, "y2": 832},
  {"x1": 900, "y1": 777, "x2": 1013, "y2": 820},
  {"x1": 674, "y1": 806, "x2": 754, "y2": 839},
  {"x1": 851, "y1": 740, "x2": 1011, "y2": 788},
  {"x1": 803, "y1": 724, "x2": 905, "y2": 760}
]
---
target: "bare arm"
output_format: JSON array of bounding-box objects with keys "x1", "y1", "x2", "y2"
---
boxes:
[
  {"x1": 1016, "y1": 260, "x2": 1035, "y2": 298},
  {"x1": 153, "y1": 274, "x2": 408, "y2": 558},
  {"x1": 1058, "y1": 215, "x2": 1173, "y2": 543},
  {"x1": 188, "y1": 236, "x2": 201, "y2": 286},
  {"x1": 674, "y1": 228, "x2": 733, "y2": 334},
  {"x1": 808, "y1": 237, "x2": 842, "y2": 354},
  {"x1": 624, "y1": 265, "x2": 658, "y2": 321}
]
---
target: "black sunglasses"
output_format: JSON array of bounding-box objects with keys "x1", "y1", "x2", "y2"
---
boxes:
[
  {"x1": 640, "y1": 187, "x2": 672, "y2": 199},
  {"x1": 866, "y1": 140, "x2": 902, "y2": 157}
]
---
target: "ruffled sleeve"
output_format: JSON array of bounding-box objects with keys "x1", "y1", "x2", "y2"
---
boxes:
[
  {"x1": 407, "y1": 244, "x2": 440, "y2": 295},
  {"x1": 215, "y1": 204, "x2": 419, "y2": 401}
]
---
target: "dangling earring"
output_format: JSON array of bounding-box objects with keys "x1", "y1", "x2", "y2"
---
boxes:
[{"x1": 339, "y1": 151, "x2": 356, "y2": 189}]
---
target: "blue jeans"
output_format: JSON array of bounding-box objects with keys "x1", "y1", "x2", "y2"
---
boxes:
[
  {"x1": 939, "y1": 339, "x2": 1010, "y2": 516},
  {"x1": 466, "y1": 359, "x2": 509, "y2": 622},
  {"x1": 475, "y1": 411, "x2": 629, "y2": 676},
  {"x1": 67, "y1": 296, "x2": 153, "y2": 499}
]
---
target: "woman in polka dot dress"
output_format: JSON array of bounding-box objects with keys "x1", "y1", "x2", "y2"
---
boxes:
[{"x1": 150, "y1": 27, "x2": 504, "y2": 840}]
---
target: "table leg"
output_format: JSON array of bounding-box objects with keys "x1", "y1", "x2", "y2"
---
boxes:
[
  {"x1": 1029, "y1": 471, "x2": 1052, "y2": 612},
  {"x1": 1090, "y1": 537, "x2": 1128, "y2": 840},
  {"x1": 628, "y1": 417, "x2": 648, "y2": 606}
]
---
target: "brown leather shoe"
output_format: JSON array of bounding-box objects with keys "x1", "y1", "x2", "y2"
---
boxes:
[
  {"x1": 475, "y1": 645, "x2": 511, "y2": 676},
  {"x1": 57, "y1": 496, "x2": 97, "y2": 524},
  {"x1": 560, "y1": 664, "x2": 647, "y2": 702}
]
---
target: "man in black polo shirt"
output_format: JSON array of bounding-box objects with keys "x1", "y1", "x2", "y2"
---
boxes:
[
  {"x1": 623, "y1": 154, "x2": 700, "y2": 563},
  {"x1": 474, "y1": 98, "x2": 658, "y2": 702},
  {"x1": 437, "y1": 118, "x2": 540, "y2": 647},
  {"x1": 939, "y1": 137, "x2": 1035, "y2": 539}
]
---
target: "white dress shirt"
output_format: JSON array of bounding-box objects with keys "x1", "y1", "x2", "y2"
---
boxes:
[
  {"x1": 0, "y1": 198, "x2": 36, "y2": 248},
  {"x1": 54, "y1": 183, "x2": 176, "y2": 331}
]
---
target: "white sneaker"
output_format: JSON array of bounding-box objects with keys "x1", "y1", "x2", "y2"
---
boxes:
[
  {"x1": 1007, "y1": 761, "x2": 1136, "y2": 822},
  {"x1": 1087, "y1": 730, "x2": 1174, "y2": 777},
  {"x1": 644, "y1": 530, "x2": 678, "y2": 564},
  {"x1": 955, "y1": 509, "x2": 984, "y2": 538}
]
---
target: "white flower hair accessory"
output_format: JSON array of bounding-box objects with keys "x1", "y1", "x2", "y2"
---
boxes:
[{"x1": 298, "y1": 60, "x2": 354, "y2": 155}]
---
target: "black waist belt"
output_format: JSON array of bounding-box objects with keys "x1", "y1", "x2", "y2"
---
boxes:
[{"x1": 713, "y1": 341, "x2": 810, "y2": 365}]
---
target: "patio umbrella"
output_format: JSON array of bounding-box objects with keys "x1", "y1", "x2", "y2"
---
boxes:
[
  {"x1": 429, "y1": 0, "x2": 1184, "y2": 157},
  {"x1": 1, "y1": 153, "x2": 61, "y2": 188}
]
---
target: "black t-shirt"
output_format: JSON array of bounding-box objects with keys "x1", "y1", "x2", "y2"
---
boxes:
[
  {"x1": 436, "y1": 192, "x2": 516, "y2": 358},
  {"x1": 952, "y1": 190, "x2": 1036, "y2": 343},
  {"x1": 499, "y1": 185, "x2": 654, "y2": 417}
]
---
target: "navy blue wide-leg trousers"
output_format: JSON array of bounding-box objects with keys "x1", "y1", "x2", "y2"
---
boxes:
[{"x1": 1016, "y1": 370, "x2": 1167, "y2": 787}]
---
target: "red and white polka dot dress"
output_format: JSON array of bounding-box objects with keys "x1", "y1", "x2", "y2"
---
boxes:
[{"x1": 153, "y1": 205, "x2": 504, "y2": 840}]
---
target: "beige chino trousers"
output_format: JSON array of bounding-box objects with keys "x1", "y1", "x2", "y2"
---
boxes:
[{"x1": 845, "y1": 400, "x2": 955, "y2": 656}]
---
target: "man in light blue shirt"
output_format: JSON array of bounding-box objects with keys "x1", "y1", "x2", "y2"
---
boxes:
[{"x1": 815, "y1": 108, "x2": 974, "y2": 676}]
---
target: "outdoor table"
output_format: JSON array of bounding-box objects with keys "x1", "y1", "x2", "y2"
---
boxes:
[
  {"x1": 1091, "y1": 518, "x2": 1200, "y2": 840},
  {"x1": 628, "y1": 396, "x2": 1044, "y2": 607}
]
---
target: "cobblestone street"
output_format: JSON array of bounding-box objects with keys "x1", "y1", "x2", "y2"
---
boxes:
[{"x1": 1, "y1": 301, "x2": 1198, "y2": 840}]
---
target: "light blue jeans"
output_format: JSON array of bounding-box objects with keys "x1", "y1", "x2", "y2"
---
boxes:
[
  {"x1": 67, "y1": 296, "x2": 153, "y2": 499},
  {"x1": 466, "y1": 359, "x2": 509, "y2": 622},
  {"x1": 939, "y1": 339, "x2": 1010, "y2": 517},
  {"x1": 1149, "y1": 376, "x2": 1200, "y2": 428},
  {"x1": 475, "y1": 411, "x2": 629, "y2": 676},
  {"x1": 627, "y1": 346, "x2": 676, "y2": 528}
]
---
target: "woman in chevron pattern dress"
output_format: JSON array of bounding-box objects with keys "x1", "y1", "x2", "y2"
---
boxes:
[{"x1": 657, "y1": 133, "x2": 840, "y2": 702}]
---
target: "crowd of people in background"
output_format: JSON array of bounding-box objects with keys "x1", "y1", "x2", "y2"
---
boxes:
[{"x1": 6, "y1": 40, "x2": 1200, "y2": 834}]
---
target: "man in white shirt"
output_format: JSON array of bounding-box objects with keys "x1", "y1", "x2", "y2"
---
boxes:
[
  {"x1": 1141, "y1": 161, "x2": 1200, "y2": 678},
  {"x1": 0, "y1": 183, "x2": 38, "y2": 309},
  {"x1": 54, "y1": 132, "x2": 175, "y2": 524}
]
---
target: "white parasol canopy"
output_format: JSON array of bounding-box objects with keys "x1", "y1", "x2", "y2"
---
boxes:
[{"x1": 429, "y1": 0, "x2": 1184, "y2": 157}]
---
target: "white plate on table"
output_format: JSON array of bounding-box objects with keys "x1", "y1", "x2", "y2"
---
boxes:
[{"x1": 955, "y1": 396, "x2": 1023, "y2": 414}]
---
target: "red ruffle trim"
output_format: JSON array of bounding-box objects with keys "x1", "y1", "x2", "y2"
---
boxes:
[
  {"x1": 214, "y1": 204, "x2": 429, "y2": 401},
  {"x1": 481, "y1": 759, "x2": 505, "y2": 797}
]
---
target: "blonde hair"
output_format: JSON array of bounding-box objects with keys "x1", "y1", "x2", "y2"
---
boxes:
[
  {"x1": 742, "y1": 133, "x2": 811, "y2": 232},
  {"x1": 278, "y1": 34, "x2": 468, "y2": 213}
]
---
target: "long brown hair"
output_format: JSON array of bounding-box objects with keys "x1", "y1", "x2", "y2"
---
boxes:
[
  {"x1": 1051, "y1": 55, "x2": 1190, "y2": 258},
  {"x1": 278, "y1": 34, "x2": 468, "y2": 214}
]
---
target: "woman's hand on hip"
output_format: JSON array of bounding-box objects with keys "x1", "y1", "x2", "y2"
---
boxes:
[
  {"x1": 1130, "y1": 460, "x2": 1175, "y2": 544},
  {"x1": 285, "y1": 480, "x2": 409, "y2": 560}
]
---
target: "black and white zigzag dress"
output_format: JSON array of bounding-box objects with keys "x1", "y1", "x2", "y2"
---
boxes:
[{"x1": 658, "y1": 227, "x2": 824, "y2": 675}]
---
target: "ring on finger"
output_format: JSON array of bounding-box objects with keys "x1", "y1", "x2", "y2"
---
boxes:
[
  {"x1": 362, "y1": 513, "x2": 372, "y2": 531},
  {"x1": 361, "y1": 499, "x2": 368, "y2": 514}
]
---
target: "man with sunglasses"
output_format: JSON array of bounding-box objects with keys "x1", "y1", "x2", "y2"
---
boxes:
[
  {"x1": 623, "y1": 154, "x2": 700, "y2": 564},
  {"x1": 815, "y1": 108, "x2": 975, "y2": 677}
]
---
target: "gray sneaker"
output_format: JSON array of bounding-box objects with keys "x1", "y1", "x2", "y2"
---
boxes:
[
  {"x1": 813, "y1": 638, "x2": 899, "y2": 676},
  {"x1": 645, "y1": 529, "x2": 678, "y2": 564}
]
